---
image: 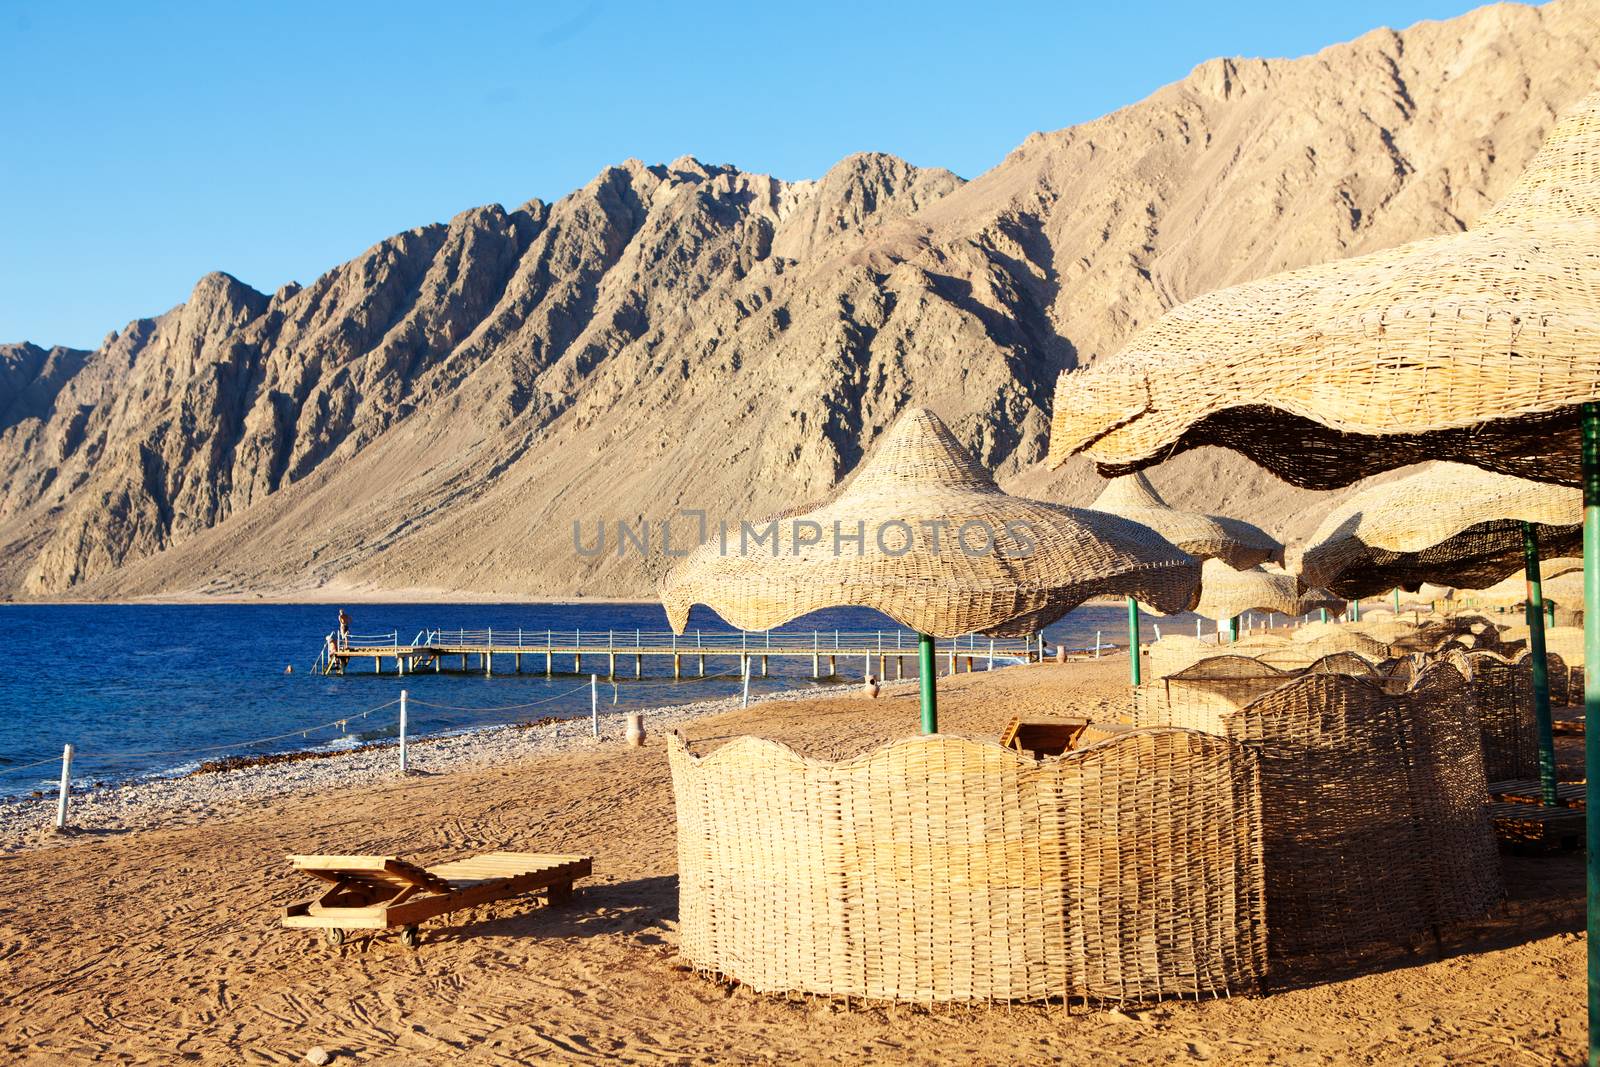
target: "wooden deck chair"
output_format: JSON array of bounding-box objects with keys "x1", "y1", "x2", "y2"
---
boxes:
[
  {"x1": 283, "y1": 851, "x2": 592, "y2": 948},
  {"x1": 999, "y1": 716, "x2": 1091, "y2": 759}
]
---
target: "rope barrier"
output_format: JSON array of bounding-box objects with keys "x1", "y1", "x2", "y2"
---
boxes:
[
  {"x1": 41, "y1": 697, "x2": 405, "y2": 766},
  {"x1": 0, "y1": 753, "x2": 75, "y2": 776},
  {"x1": 407, "y1": 683, "x2": 591, "y2": 713}
]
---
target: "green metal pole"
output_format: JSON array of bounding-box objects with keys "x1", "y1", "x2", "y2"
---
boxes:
[
  {"x1": 1320, "y1": 608, "x2": 1328, "y2": 624},
  {"x1": 1126, "y1": 597, "x2": 1141, "y2": 686},
  {"x1": 1582, "y1": 401, "x2": 1600, "y2": 1067},
  {"x1": 918, "y1": 632, "x2": 937, "y2": 734},
  {"x1": 1352, "y1": 597, "x2": 1361, "y2": 621},
  {"x1": 1523, "y1": 521, "x2": 1558, "y2": 807},
  {"x1": 1227, "y1": 615, "x2": 1239, "y2": 643},
  {"x1": 1394, "y1": 588, "x2": 1401, "y2": 613}
]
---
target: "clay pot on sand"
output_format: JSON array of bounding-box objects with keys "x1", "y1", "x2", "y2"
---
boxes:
[
  {"x1": 625, "y1": 713, "x2": 645, "y2": 747},
  {"x1": 863, "y1": 676, "x2": 881, "y2": 699}
]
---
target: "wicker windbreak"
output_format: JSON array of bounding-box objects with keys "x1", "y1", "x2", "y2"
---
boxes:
[
  {"x1": 1136, "y1": 670, "x2": 1501, "y2": 961},
  {"x1": 660, "y1": 408, "x2": 1200, "y2": 637},
  {"x1": 1257, "y1": 632, "x2": 1391, "y2": 670},
  {"x1": 667, "y1": 731, "x2": 1266, "y2": 1004},
  {"x1": 1089, "y1": 473, "x2": 1282, "y2": 569},
  {"x1": 1147, "y1": 633, "x2": 1289, "y2": 679},
  {"x1": 1297, "y1": 464, "x2": 1581, "y2": 598},
  {"x1": 1045, "y1": 90, "x2": 1600, "y2": 489},
  {"x1": 1446, "y1": 649, "x2": 1541, "y2": 780}
]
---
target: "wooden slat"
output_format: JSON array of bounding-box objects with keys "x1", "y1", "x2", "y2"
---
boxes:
[
  {"x1": 1489, "y1": 800, "x2": 1586, "y2": 847},
  {"x1": 283, "y1": 852, "x2": 593, "y2": 933},
  {"x1": 1486, "y1": 779, "x2": 1588, "y2": 808}
]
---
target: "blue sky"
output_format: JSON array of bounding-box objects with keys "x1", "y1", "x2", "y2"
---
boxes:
[{"x1": 2, "y1": 0, "x2": 1496, "y2": 349}]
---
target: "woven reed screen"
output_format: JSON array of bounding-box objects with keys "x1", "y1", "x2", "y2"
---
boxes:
[
  {"x1": 667, "y1": 731, "x2": 1266, "y2": 1004},
  {"x1": 1445, "y1": 649, "x2": 1542, "y2": 780},
  {"x1": 1137, "y1": 670, "x2": 1500, "y2": 961}
]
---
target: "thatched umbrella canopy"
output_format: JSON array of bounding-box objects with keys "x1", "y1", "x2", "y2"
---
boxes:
[
  {"x1": 1090, "y1": 473, "x2": 1282, "y2": 569},
  {"x1": 1298, "y1": 464, "x2": 1581, "y2": 599},
  {"x1": 1088, "y1": 472, "x2": 1281, "y2": 679},
  {"x1": 1475, "y1": 569, "x2": 1585, "y2": 610},
  {"x1": 1179, "y1": 559, "x2": 1343, "y2": 625},
  {"x1": 1045, "y1": 90, "x2": 1600, "y2": 490},
  {"x1": 660, "y1": 408, "x2": 1201, "y2": 730},
  {"x1": 1044, "y1": 90, "x2": 1599, "y2": 831}
]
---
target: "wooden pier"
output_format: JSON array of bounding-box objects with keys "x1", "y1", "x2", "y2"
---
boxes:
[{"x1": 316, "y1": 627, "x2": 1042, "y2": 680}]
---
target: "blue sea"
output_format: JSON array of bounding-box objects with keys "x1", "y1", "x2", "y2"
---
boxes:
[{"x1": 0, "y1": 600, "x2": 1207, "y2": 795}]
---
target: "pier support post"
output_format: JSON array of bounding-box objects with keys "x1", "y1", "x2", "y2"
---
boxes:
[
  {"x1": 674, "y1": 654, "x2": 682, "y2": 680},
  {"x1": 515, "y1": 653, "x2": 521, "y2": 673},
  {"x1": 608, "y1": 652, "x2": 615, "y2": 680},
  {"x1": 635, "y1": 654, "x2": 642, "y2": 679},
  {"x1": 897, "y1": 656, "x2": 904, "y2": 680},
  {"x1": 828, "y1": 654, "x2": 836, "y2": 676},
  {"x1": 546, "y1": 649, "x2": 552, "y2": 676},
  {"x1": 485, "y1": 651, "x2": 492, "y2": 677},
  {"x1": 761, "y1": 655, "x2": 768, "y2": 677},
  {"x1": 698, "y1": 654, "x2": 705, "y2": 677},
  {"x1": 812, "y1": 652, "x2": 820, "y2": 679}
]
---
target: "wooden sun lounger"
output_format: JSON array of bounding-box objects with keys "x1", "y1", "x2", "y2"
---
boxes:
[{"x1": 283, "y1": 850, "x2": 592, "y2": 947}]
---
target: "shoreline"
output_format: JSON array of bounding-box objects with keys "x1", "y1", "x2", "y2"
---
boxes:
[{"x1": 0, "y1": 676, "x2": 880, "y2": 856}]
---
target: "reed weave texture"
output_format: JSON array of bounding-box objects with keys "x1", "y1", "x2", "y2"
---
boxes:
[
  {"x1": 1445, "y1": 649, "x2": 1543, "y2": 779},
  {"x1": 667, "y1": 731, "x2": 1267, "y2": 1004},
  {"x1": 1090, "y1": 473, "x2": 1282, "y2": 569},
  {"x1": 661, "y1": 408, "x2": 1200, "y2": 637},
  {"x1": 1136, "y1": 670, "x2": 1501, "y2": 960},
  {"x1": 1298, "y1": 464, "x2": 1581, "y2": 597},
  {"x1": 1186, "y1": 560, "x2": 1346, "y2": 622},
  {"x1": 1045, "y1": 90, "x2": 1600, "y2": 489},
  {"x1": 1147, "y1": 633, "x2": 1287, "y2": 679}
]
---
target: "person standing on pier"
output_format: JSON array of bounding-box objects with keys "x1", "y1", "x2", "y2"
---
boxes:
[{"x1": 337, "y1": 609, "x2": 351, "y2": 648}]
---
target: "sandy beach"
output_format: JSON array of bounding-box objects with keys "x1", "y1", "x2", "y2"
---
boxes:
[{"x1": 0, "y1": 655, "x2": 1581, "y2": 1065}]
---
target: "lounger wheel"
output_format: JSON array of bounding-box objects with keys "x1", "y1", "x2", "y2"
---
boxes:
[
  {"x1": 398, "y1": 925, "x2": 421, "y2": 949},
  {"x1": 323, "y1": 927, "x2": 346, "y2": 949}
]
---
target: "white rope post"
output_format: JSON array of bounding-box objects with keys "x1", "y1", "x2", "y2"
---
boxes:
[
  {"x1": 1153, "y1": 623, "x2": 1162, "y2": 641},
  {"x1": 742, "y1": 658, "x2": 751, "y2": 708},
  {"x1": 1195, "y1": 618, "x2": 1202, "y2": 638},
  {"x1": 590, "y1": 675, "x2": 599, "y2": 737},
  {"x1": 398, "y1": 690, "x2": 409, "y2": 774},
  {"x1": 55, "y1": 743, "x2": 74, "y2": 831},
  {"x1": 1095, "y1": 631, "x2": 1102, "y2": 658}
]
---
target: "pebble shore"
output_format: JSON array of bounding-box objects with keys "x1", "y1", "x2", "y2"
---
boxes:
[{"x1": 0, "y1": 683, "x2": 855, "y2": 854}]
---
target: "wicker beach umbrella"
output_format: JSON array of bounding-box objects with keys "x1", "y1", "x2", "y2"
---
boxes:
[
  {"x1": 1298, "y1": 464, "x2": 1582, "y2": 599},
  {"x1": 1045, "y1": 90, "x2": 1600, "y2": 490},
  {"x1": 1089, "y1": 474, "x2": 1282, "y2": 678},
  {"x1": 1172, "y1": 559, "x2": 1343, "y2": 634},
  {"x1": 660, "y1": 408, "x2": 1201, "y2": 731},
  {"x1": 1090, "y1": 474, "x2": 1282, "y2": 569},
  {"x1": 1044, "y1": 93, "x2": 1600, "y2": 1047},
  {"x1": 1046, "y1": 91, "x2": 1597, "y2": 795}
]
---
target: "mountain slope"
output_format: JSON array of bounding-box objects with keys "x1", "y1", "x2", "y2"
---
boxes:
[{"x1": 3, "y1": 0, "x2": 1597, "y2": 600}]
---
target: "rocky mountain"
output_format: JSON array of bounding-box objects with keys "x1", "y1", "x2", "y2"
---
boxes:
[{"x1": 2, "y1": 0, "x2": 1597, "y2": 601}]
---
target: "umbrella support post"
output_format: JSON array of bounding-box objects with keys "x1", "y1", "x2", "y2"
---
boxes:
[
  {"x1": 917, "y1": 633, "x2": 937, "y2": 734},
  {"x1": 1583, "y1": 401, "x2": 1600, "y2": 1067},
  {"x1": 1394, "y1": 588, "x2": 1401, "y2": 613},
  {"x1": 1126, "y1": 597, "x2": 1141, "y2": 686},
  {"x1": 1522, "y1": 521, "x2": 1558, "y2": 807}
]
